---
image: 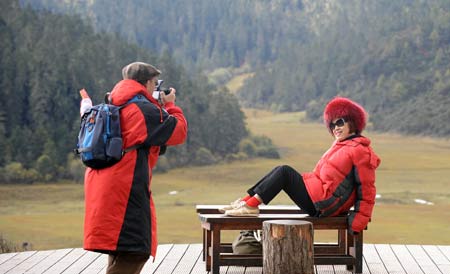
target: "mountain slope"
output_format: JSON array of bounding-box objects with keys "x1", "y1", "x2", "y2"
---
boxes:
[{"x1": 19, "y1": 0, "x2": 450, "y2": 136}]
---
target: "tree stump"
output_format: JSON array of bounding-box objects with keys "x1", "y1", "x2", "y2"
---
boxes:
[{"x1": 262, "y1": 220, "x2": 314, "y2": 274}]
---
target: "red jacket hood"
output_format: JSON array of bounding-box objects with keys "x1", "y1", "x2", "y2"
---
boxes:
[
  {"x1": 335, "y1": 136, "x2": 380, "y2": 170},
  {"x1": 110, "y1": 79, "x2": 159, "y2": 105}
]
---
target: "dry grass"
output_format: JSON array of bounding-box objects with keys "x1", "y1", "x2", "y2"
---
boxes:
[{"x1": 226, "y1": 72, "x2": 254, "y2": 94}]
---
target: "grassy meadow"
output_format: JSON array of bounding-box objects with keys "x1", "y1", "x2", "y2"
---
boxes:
[{"x1": 1, "y1": 109, "x2": 450, "y2": 251}]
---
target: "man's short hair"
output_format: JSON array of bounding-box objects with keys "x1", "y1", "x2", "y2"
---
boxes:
[{"x1": 122, "y1": 62, "x2": 161, "y2": 86}]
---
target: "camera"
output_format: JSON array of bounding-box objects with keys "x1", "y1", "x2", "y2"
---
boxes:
[{"x1": 152, "y1": 80, "x2": 171, "y2": 100}]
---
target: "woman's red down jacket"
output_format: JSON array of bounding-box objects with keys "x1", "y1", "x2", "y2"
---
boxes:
[
  {"x1": 83, "y1": 80, "x2": 187, "y2": 258},
  {"x1": 303, "y1": 136, "x2": 381, "y2": 233}
]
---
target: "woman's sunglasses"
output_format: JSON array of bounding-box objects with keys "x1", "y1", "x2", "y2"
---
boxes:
[{"x1": 329, "y1": 118, "x2": 346, "y2": 130}]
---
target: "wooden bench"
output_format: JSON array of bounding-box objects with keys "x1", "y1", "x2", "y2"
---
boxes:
[
  {"x1": 198, "y1": 213, "x2": 363, "y2": 274},
  {"x1": 196, "y1": 204, "x2": 306, "y2": 263},
  {"x1": 196, "y1": 205, "x2": 348, "y2": 263}
]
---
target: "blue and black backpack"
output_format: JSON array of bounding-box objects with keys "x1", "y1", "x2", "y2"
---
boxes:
[{"x1": 75, "y1": 95, "x2": 149, "y2": 169}]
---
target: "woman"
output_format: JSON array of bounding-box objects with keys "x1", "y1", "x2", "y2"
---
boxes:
[{"x1": 221, "y1": 97, "x2": 380, "y2": 234}]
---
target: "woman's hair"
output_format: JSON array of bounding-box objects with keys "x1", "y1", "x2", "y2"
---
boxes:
[
  {"x1": 323, "y1": 97, "x2": 367, "y2": 135},
  {"x1": 122, "y1": 62, "x2": 161, "y2": 86},
  {"x1": 345, "y1": 120, "x2": 357, "y2": 134}
]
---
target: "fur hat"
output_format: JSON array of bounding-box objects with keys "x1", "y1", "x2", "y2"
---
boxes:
[{"x1": 323, "y1": 97, "x2": 367, "y2": 134}]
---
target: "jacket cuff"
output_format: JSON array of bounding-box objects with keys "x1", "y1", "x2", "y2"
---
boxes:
[
  {"x1": 347, "y1": 215, "x2": 357, "y2": 235},
  {"x1": 164, "y1": 102, "x2": 175, "y2": 109}
]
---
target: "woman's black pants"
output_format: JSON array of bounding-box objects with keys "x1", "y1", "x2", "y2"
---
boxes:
[{"x1": 247, "y1": 165, "x2": 318, "y2": 216}]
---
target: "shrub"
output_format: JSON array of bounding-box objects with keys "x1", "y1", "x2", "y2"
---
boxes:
[
  {"x1": 66, "y1": 154, "x2": 85, "y2": 183},
  {"x1": 208, "y1": 67, "x2": 233, "y2": 86},
  {"x1": 155, "y1": 156, "x2": 169, "y2": 173},
  {"x1": 224, "y1": 152, "x2": 248, "y2": 162},
  {"x1": 0, "y1": 162, "x2": 39, "y2": 184},
  {"x1": 35, "y1": 154, "x2": 54, "y2": 182},
  {"x1": 194, "y1": 147, "x2": 217, "y2": 165},
  {"x1": 256, "y1": 147, "x2": 280, "y2": 159},
  {"x1": 239, "y1": 135, "x2": 280, "y2": 159},
  {"x1": 239, "y1": 139, "x2": 257, "y2": 157},
  {"x1": 0, "y1": 234, "x2": 19, "y2": 253}
]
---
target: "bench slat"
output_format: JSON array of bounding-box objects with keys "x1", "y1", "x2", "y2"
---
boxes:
[{"x1": 196, "y1": 204, "x2": 305, "y2": 214}]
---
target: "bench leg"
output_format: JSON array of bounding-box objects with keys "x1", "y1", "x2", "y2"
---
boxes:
[
  {"x1": 347, "y1": 231, "x2": 363, "y2": 273},
  {"x1": 202, "y1": 228, "x2": 207, "y2": 261},
  {"x1": 346, "y1": 230, "x2": 354, "y2": 271},
  {"x1": 354, "y1": 232, "x2": 363, "y2": 274},
  {"x1": 205, "y1": 229, "x2": 211, "y2": 271},
  {"x1": 338, "y1": 229, "x2": 346, "y2": 252},
  {"x1": 211, "y1": 227, "x2": 221, "y2": 274}
]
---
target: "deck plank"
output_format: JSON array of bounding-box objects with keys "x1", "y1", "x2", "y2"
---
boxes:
[
  {"x1": 41, "y1": 249, "x2": 85, "y2": 274},
  {"x1": 241, "y1": 266, "x2": 262, "y2": 274},
  {"x1": 0, "y1": 253, "x2": 18, "y2": 266},
  {"x1": 1, "y1": 244, "x2": 450, "y2": 274},
  {"x1": 225, "y1": 265, "x2": 246, "y2": 274},
  {"x1": 0, "y1": 251, "x2": 36, "y2": 274},
  {"x1": 438, "y1": 245, "x2": 450, "y2": 260},
  {"x1": 332, "y1": 265, "x2": 348, "y2": 274},
  {"x1": 375, "y1": 244, "x2": 407, "y2": 274},
  {"x1": 423, "y1": 245, "x2": 450, "y2": 274},
  {"x1": 390, "y1": 244, "x2": 424, "y2": 274},
  {"x1": 141, "y1": 244, "x2": 173, "y2": 274},
  {"x1": 22, "y1": 249, "x2": 72, "y2": 274},
  {"x1": 316, "y1": 265, "x2": 335, "y2": 274},
  {"x1": 406, "y1": 245, "x2": 443, "y2": 274},
  {"x1": 179, "y1": 245, "x2": 206, "y2": 274},
  {"x1": 61, "y1": 250, "x2": 100, "y2": 274},
  {"x1": 78, "y1": 253, "x2": 107, "y2": 274},
  {"x1": 153, "y1": 244, "x2": 189, "y2": 274},
  {"x1": 7, "y1": 249, "x2": 54, "y2": 274},
  {"x1": 333, "y1": 264, "x2": 368, "y2": 274},
  {"x1": 362, "y1": 244, "x2": 389, "y2": 274},
  {"x1": 172, "y1": 244, "x2": 203, "y2": 274}
]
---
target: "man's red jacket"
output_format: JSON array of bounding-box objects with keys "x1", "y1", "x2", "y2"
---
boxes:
[{"x1": 83, "y1": 80, "x2": 187, "y2": 258}]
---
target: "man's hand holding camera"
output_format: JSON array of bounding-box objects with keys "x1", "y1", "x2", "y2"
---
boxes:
[
  {"x1": 160, "y1": 87, "x2": 176, "y2": 105},
  {"x1": 153, "y1": 79, "x2": 176, "y2": 106}
]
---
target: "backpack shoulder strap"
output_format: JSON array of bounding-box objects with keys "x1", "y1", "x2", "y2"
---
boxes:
[{"x1": 120, "y1": 94, "x2": 150, "y2": 108}]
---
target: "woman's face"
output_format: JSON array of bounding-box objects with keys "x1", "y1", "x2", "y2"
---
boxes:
[{"x1": 329, "y1": 118, "x2": 354, "y2": 141}]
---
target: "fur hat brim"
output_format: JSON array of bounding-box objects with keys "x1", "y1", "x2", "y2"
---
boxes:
[{"x1": 323, "y1": 97, "x2": 367, "y2": 134}]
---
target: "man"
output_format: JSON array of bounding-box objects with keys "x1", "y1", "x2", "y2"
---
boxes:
[{"x1": 82, "y1": 62, "x2": 188, "y2": 274}]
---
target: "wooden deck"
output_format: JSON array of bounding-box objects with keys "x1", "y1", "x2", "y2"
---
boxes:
[{"x1": 0, "y1": 244, "x2": 449, "y2": 274}]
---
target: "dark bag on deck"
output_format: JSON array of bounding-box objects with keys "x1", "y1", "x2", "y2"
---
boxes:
[{"x1": 232, "y1": 230, "x2": 262, "y2": 255}]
